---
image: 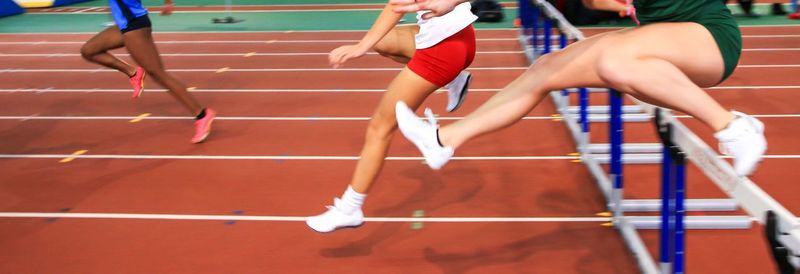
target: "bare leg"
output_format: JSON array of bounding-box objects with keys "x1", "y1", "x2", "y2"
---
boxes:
[
  {"x1": 344, "y1": 24, "x2": 428, "y2": 194},
  {"x1": 122, "y1": 27, "x2": 203, "y2": 115},
  {"x1": 439, "y1": 22, "x2": 735, "y2": 148},
  {"x1": 373, "y1": 25, "x2": 419, "y2": 64},
  {"x1": 81, "y1": 26, "x2": 136, "y2": 77},
  {"x1": 350, "y1": 68, "x2": 439, "y2": 193}
]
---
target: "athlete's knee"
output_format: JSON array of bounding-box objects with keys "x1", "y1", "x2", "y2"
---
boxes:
[
  {"x1": 79, "y1": 43, "x2": 100, "y2": 61},
  {"x1": 364, "y1": 114, "x2": 396, "y2": 143},
  {"x1": 596, "y1": 50, "x2": 637, "y2": 90},
  {"x1": 518, "y1": 54, "x2": 559, "y2": 94},
  {"x1": 373, "y1": 37, "x2": 395, "y2": 55}
]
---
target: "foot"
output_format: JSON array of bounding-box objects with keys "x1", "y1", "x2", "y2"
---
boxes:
[
  {"x1": 129, "y1": 67, "x2": 146, "y2": 98},
  {"x1": 772, "y1": 4, "x2": 788, "y2": 15},
  {"x1": 445, "y1": 71, "x2": 472, "y2": 112},
  {"x1": 191, "y1": 108, "x2": 216, "y2": 143},
  {"x1": 395, "y1": 101, "x2": 454, "y2": 170},
  {"x1": 306, "y1": 198, "x2": 364, "y2": 233},
  {"x1": 714, "y1": 111, "x2": 767, "y2": 176},
  {"x1": 789, "y1": 11, "x2": 800, "y2": 20}
]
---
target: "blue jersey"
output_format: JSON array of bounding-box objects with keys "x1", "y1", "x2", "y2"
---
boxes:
[{"x1": 109, "y1": 0, "x2": 149, "y2": 31}]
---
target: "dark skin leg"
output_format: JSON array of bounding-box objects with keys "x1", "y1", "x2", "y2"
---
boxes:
[
  {"x1": 80, "y1": 26, "x2": 137, "y2": 77},
  {"x1": 122, "y1": 27, "x2": 203, "y2": 116}
]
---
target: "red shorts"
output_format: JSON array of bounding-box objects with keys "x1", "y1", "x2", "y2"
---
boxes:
[{"x1": 407, "y1": 25, "x2": 476, "y2": 87}]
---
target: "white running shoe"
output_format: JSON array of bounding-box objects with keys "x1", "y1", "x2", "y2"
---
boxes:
[
  {"x1": 306, "y1": 198, "x2": 364, "y2": 233},
  {"x1": 445, "y1": 71, "x2": 472, "y2": 112},
  {"x1": 395, "y1": 101, "x2": 455, "y2": 170},
  {"x1": 714, "y1": 111, "x2": 767, "y2": 176}
]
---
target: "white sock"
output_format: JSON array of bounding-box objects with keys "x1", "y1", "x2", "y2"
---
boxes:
[{"x1": 338, "y1": 185, "x2": 366, "y2": 215}]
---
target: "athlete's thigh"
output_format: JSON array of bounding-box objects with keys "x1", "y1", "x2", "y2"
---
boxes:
[
  {"x1": 525, "y1": 30, "x2": 620, "y2": 90},
  {"x1": 608, "y1": 22, "x2": 725, "y2": 87},
  {"x1": 374, "y1": 25, "x2": 419, "y2": 59},
  {"x1": 372, "y1": 67, "x2": 438, "y2": 123},
  {"x1": 121, "y1": 27, "x2": 165, "y2": 70},
  {"x1": 83, "y1": 26, "x2": 125, "y2": 53}
]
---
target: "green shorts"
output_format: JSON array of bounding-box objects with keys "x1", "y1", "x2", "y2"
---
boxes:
[
  {"x1": 637, "y1": 2, "x2": 742, "y2": 82},
  {"x1": 693, "y1": 8, "x2": 742, "y2": 82}
]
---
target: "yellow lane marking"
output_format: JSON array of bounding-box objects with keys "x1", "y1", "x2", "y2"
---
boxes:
[
  {"x1": 60, "y1": 150, "x2": 88, "y2": 163},
  {"x1": 595, "y1": 212, "x2": 612, "y2": 217},
  {"x1": 129, "y1": 113, "x2": 151, "y2": 123}
]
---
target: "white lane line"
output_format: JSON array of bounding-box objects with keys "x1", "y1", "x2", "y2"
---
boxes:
[
  {"x1": 0, "y1": 38, "x2": 520, "y2": 45},
  {"x1": 1, "y1": 65, "x2": 796, "y2": 73},
  {"x1": 0, "y1": 154, "x2": 581, "y2": 161},
  {"x1": 0, "y1": 153, "x2": 798, "y2": 161},
  {"x1": 742, "y1": 48, "x2": 800, "y2": 51},
  {"x1": 0, "y1": 88, "x2": 500, "y2": 93},
  {"x1": 0, "y1": 212, "x2": 612, "y2": 223},
  {"x1": 0, "y1": 34, "x2": 796, "y2": 45},
  {"x1": 0, "y1": 67, "x2": 527, "y2": 73},
  {"x1": 742, "y1": 34, "x2": 800, "y2": 38},
  {"x1": 0, "y1": 115, "x2": 557, "y2": 121},
  {"x1": 0, "y1": 48, "x2": 794, "y2": 58},
  {"x1": 1, "y1": 114, "x2": 799, "y2": 121},
  {"x1": 0, "y1": 28, "x2": 518, "y2": 35},
  {"x1": 5, "y1": 64, "x2": 799, "y2": 73},
  {"x1": 1, "y1": 85, "x2": 799, "y2": 93},
  {"x1": 0, "y1": 51, "x2": 524, "y2": 57},
  {"x1": 738, "y1": 64, "x2": 800, "y2": 68},
  {"x1": 710, "y1": 85, "x2": 800, "y2": 90}
]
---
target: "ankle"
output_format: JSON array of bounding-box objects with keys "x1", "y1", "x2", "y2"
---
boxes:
[
  {"x1": 195, "y1": 108, "x2": 207, "y2": 120},
  {"x1": 437, "y1": 127, "x2": 457, "y2": 148},
  {"x1": 338, "y1": 185, "x2": 366, "y2": 215}
]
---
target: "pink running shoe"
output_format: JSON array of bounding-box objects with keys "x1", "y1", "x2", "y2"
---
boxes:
[
  {"x1": 129, "y1": 67, "x2": 146, "y2": 98},
  {"x1": 191, "y1": 108, "x2": 216, "y2": 144}
]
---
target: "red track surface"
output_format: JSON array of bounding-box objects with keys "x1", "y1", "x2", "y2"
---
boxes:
[{"x1": 0, "y1": 25, "x2": 798, "y2": 273}]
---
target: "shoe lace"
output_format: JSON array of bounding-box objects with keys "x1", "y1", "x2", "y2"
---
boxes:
[{"x1": 423, "y1": 108, "x2": 438, "y2": 127}]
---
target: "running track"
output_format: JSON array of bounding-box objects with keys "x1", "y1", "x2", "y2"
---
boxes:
[{"x1": 0, "y1": 26, "x2": 798, "y2": 273}]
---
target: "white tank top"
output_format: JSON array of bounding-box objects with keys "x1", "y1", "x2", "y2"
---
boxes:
[{"x1": 414, "y1": 2, "x2": 478, "y2": 49}]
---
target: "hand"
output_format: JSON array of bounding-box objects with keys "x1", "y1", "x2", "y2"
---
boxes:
[
  {"x1": 161, "y1": 2, "x2": 174, "y2": 16},
  {"x1": 388, "y1": 0, "x2": 462, "y2": 19},
  {"x1": 329, "y1": 44, "x2": 368, "y2": 68}
]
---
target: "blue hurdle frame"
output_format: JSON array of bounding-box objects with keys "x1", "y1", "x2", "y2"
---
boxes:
[
  {"x1": 516, "y1": 1, "x2": 755, "y2": 273},
  {"x1": 655, "y1": 109, "x2": 687, "y2": 274}
]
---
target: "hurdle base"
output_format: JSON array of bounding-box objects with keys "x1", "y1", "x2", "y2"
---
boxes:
[
  {"x1": 618, "y1": 218, "x2": 660, "y2": 274},
  {"x1": 625, "y1": 215, "x2": 752, "y2": 230},
  {"x1": 620, "y1": 198, "x2": 739, "y2": 212},
  {"x1": 212, "y1": 17, "x2": 244, "y2": 24},
  {"x1": 586, "y1": 143, "x2": 662, "y2": 154},
  {"x1": 571, "y1": 113, "x2": 652, "y2": 123},
  {"x1": 765, "y1": 211, "x2": 800, "y2": 272}
]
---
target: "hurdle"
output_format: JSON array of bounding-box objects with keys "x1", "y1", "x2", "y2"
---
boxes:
[
  {"x1": 517, "y1": 1, "x2": 800, "y2": 273},
  {"x1": 212, "y1": 0, "x2": 243, "y2": 24}
]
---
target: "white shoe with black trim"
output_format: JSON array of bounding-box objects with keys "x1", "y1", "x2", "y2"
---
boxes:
[{"x1": 395, "y1": 101, "x2": 454, "y2": 170}]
